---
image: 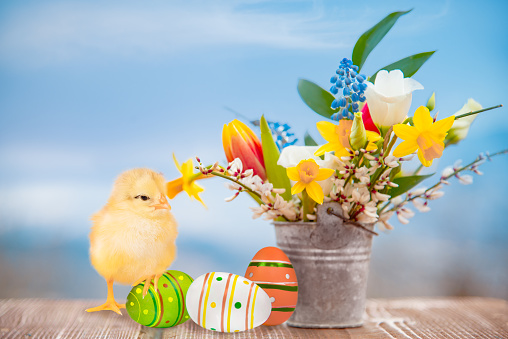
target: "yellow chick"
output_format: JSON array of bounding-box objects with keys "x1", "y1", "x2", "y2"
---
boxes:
[{"x1": 86, "y1": 168, "x2": 177, "y2": 315}]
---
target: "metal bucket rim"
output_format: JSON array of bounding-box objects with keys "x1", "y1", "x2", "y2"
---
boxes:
[
  {"x1": 272, "y1": 220, "x2": 374, "y2": 229},
  {"x1": 271, "y1": 221, "x2": 314, "y2": 226}
]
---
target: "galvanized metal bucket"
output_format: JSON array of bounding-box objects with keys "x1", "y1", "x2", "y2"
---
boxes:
[{"x1": 273, "y1": 201, "x2": 376, "y2": 328}]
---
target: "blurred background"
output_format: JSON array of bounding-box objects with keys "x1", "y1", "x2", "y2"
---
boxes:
[{"x1": 1, "y1": 0, "x2": 507, "y2": 301}]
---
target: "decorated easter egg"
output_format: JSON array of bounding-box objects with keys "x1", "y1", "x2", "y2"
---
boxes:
[
  {"x1": 245, "y1": 246, "x2": 298, "y2": 326},
  {"x1": 186, "y1": 272, "x2": 271, "y2": 333},
  {"x1": 126, "y1": 270, "x2": 193, "y2": 328}
]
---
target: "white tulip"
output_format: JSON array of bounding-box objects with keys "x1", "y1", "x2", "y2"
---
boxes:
[
  {"x1": 445, "y1": 98, "x2": 482, "y2": 145},
  {"x1": 365, "y1": 70, "x2": 424, "y2": 130},
  {"x1": 277, "y1": 146, "x2": 335, "y2": 169}
]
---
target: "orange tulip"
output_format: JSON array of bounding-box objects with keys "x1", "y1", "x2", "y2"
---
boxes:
[{"x1": 222, "y1": 119, "x2": 266, "y2": 180}]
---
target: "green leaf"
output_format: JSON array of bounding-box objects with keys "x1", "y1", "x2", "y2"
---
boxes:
[
  {"x1": 352, "y1": 9, "x2": 412, "y2": 71},
  {"x1": 389, "y1": 173, "x2": 435, "y2": 198},
  {"x1": 304, "y1": 132, "x2": 318, "y2": 146},
  {"x1": 369, "y1": 51, "x2": 435, "y2": 83},
  {"x1": 304, "y1": 132, "x2": 324, "y2": 160},
  {"x1": 260, "y1": 115, "x2": 292, "y2": 201},
  {"x1": 297, "y1": 79, "x2": 338, "y2": 119}
]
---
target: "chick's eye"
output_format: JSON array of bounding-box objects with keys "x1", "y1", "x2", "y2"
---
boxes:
[{"x1": 135, "y1": 195, "x2": 150, "y2": 201}]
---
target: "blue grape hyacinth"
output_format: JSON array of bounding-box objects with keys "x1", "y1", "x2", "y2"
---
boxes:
[
  {"x1": 269, "y1": 122, "x2": 297, "y2": 151},
  {"x1": 250, "y1": 120, "x2": 297, "y2": 151},
  {"x1": 329, "y1": 58, "x2": 367, "y2": 120}
]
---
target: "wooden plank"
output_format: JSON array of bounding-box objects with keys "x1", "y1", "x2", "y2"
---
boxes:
[
  {"x1": 0, "y1": 298, "x2": 506, "y2": 338},
  {"x1": 0, "y1": 299, "x2": 140, "y2": 339}
]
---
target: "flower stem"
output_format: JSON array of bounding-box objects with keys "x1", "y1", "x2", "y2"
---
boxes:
[
  {"x1": 382, "y1": 126, "x2": 393, "y2": 153},
  {"x1": 342, "y1": 166, "x2": 354, "y2": 188},
  {"x1": 413, "y1": 163, "x2": 424, "y2": 175},
  {"x1": 454, "y1": 104, "x2": 502, "y2": 120},
  {"x1": 369, "y1": 164, "x2": 388, "y2": 190},
  {"x1": 385, "y1": 135, "x2": 398, "y2": 155},
  {"x1": 301, "y1": 190, "x2": 314, "y2": 222},
  {"x1": 378, "y1": 201, "x2": 390, "y2": 214}
]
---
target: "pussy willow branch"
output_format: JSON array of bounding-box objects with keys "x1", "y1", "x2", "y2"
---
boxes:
[
  {"x1": 369, "y1": 131, "x2": 399, "y2": 190},
  {"x1": 349, "y1": 136, "x2": 396, "y2": 219},
  {"x1": 342, "y1": 141, "x2": 370, "y2": 189},
  {"x1": 196, "y1": 167, "x2": 264, "y2": 205},
  {"x1": 384, "y1": 149, "x2": 508, "y2": 213},
  {"x1": 347, "y1": 143, "x2": 382, "y2": 219}
]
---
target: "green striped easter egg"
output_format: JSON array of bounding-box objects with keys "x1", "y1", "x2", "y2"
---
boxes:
[{"x1": 126, "y1": 270, "x2": 193, "y2": 328}]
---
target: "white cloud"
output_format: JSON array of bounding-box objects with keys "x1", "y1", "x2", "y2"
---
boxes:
[
  {"x1": 0, "y1": 1, "x2": 350, "y2": 66},
  {"x1": 0, "y1": 143, "x2": 96, "y2": 172},
  {"x1": 0, "y1": 181, "x2": 109, "y2": 233}
]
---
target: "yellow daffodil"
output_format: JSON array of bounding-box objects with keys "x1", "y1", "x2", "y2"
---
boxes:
[
  {"x1": 393, "y1": 106, "x2": 455, "y2": 167},
  {"x1": 166, "y1": 154, "x2": 207, "y2": 207},
  {"x1": 286, "y1": 159, "x2": 335, "y2": 204},
  {"x1": 314, "y1": 120, "x2": 380, "y2": 157}
]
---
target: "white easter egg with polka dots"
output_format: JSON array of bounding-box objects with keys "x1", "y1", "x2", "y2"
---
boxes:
[{"x1": 185, "y1": 272, "x2": 271, "y2": 333}]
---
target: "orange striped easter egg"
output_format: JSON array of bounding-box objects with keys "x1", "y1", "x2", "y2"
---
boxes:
[{"x1": 245, "y1": 247, "x2": 298, "y2": 326}]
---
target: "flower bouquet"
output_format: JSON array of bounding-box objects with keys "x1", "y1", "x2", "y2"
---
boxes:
[{"x1": 167, "y1": 10, "x2": 505, "y2": 328}]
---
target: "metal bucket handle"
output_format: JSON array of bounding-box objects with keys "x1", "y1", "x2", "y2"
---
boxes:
[{"x1": 310, "y1": 202, "x2": 377, "y2": 250}]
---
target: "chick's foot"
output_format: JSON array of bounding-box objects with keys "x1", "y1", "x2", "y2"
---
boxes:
[
  {"x1": 86, "y1": 279, "x2": 125, "y2": 315},
  {"x1": 133, "y1": 273, "x2": 164, "y2": 297},
  {"x1": 86, "y1": 300, "x2": 125, "y2": 315}
]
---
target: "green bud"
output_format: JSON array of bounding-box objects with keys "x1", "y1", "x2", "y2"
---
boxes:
[
  {"x1": 349, "y1": 112, "x2": 368, "y2": 150},
  {"x1": 426, "y1": 92, "x2": 436, "y2": 112}
]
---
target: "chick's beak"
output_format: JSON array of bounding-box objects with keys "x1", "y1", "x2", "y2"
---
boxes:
[{"x1": 153, "y1": 195, "x2": 171, "y2": 210}]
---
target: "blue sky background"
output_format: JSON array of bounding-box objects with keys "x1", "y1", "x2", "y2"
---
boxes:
[{"x1": 1, "y1": 0, "x2": 507, "y2": 300}]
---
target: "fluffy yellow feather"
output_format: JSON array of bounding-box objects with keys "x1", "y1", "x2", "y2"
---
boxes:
[{"x1": 87, "y1": 168, "x2": 177, "y2": 314}]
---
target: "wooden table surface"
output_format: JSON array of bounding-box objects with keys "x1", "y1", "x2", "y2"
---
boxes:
[{"x1": 0, "y1": 297, "x2": 506, "y2": 338}]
